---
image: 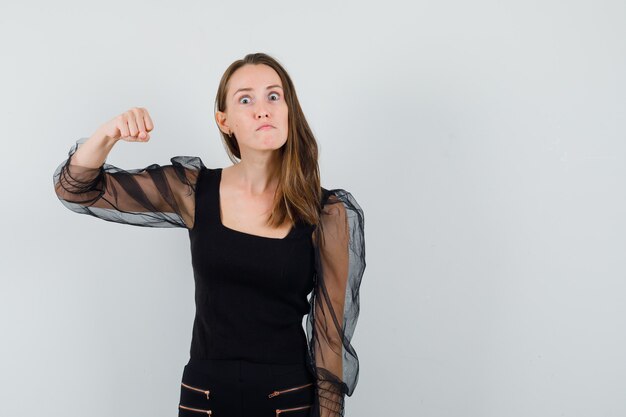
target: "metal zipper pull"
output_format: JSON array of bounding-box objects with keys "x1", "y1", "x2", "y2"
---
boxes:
[
  {"x1": 181, "y1": 382, "x2": 211, "y2": 399},
  {"x1": 179, "y1": 404, "x2": 212, "y2": 415},
  {"x1": 268, "y1": 382, "x2": 314, "y2": 398},
  {"x1": 276, "y1": 404, "x2": 313, "y2": 415}
]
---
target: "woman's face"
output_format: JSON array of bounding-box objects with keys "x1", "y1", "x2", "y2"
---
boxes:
[{"x1": 216, "y1": 64, "x2": 289, "y2": 155}]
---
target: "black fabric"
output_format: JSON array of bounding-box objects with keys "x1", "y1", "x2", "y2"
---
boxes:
[
  {"x1": 53, "y1": 138, "x2": 366, "y2": 417},
  {"x1": 179, "y1": 357, "x2": 315, "y2": 417},
  {"x1": 53, "y1": 137, "x2": 203, "y2": 228},
  {"x1": 188, "y1": 167, "x2": 315, "y2": 364}
]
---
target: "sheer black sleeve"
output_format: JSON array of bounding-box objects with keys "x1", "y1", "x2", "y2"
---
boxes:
[
  {"x1": 53, "y1": 137, "x2": 205, "y2": 228},
  {"x1": 306, "y1": 189, "x2": 366, "y2": 417}
]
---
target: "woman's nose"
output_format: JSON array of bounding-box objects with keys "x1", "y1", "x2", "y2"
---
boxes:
[{"x1": 254, "y1": 104, "x2": 269, "y2": 118}]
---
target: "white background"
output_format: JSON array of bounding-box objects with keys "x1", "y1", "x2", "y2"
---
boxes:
[{"x1": 1, "y1": 1, "x2": 625, "y2": 416}]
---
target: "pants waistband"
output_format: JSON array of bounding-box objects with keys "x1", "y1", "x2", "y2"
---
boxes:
[{"x1": 186, "y1": 357, "x2": 311, "y2": 382}]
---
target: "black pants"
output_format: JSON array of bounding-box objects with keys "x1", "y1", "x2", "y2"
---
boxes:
[{"x1": 178, "y1": 357, "x2": 316, "y2": 417}]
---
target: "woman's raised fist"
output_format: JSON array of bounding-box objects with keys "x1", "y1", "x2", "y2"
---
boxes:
[{"x1": 97, "y1": 107, "x2": 154, "y2": 142}]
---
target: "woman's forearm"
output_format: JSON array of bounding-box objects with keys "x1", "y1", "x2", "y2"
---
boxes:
[{"x1": 69, "y1": 129, "x2": 119, "y2": 169}]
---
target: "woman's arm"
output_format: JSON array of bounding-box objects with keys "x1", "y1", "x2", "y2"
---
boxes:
[
  {"x1": 306, "y1": 189, "x2": 366, "y2": 417},
  {"x1": 53, "y1": 108, "x2": 205, "y2": 229},
  {"x1": 69, "y1": 129, "x2": 119, "y2": 169}
]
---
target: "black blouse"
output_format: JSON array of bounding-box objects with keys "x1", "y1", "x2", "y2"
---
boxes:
[
  {"x1": 188, "y1": 166, "x2": 315, "y2": 364},
  {"x1": 53, "y1": 137, "x2": 366, "y2": 417}
]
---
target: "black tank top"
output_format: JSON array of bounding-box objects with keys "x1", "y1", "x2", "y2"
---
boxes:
[{"x1": 187, "y1": 167, "x2": 315, "y2": 364}]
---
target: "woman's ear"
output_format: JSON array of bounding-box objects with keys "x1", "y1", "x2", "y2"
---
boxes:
[{"x1": 215, "y1": 111, "x2": 230, "y2": 135}]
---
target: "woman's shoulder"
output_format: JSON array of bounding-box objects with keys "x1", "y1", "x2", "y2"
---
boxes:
[
  {"x1": 167, "y1": 159, "x2": 229, "y2": 176},
  {"x1": 170, "y1": 155, "x2": 207, "y2": 171},
  {"x1": 320, "y1": 187, "x2": 359, "y2": 207}
]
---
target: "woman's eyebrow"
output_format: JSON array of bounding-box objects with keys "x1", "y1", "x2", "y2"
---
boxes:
[{"x1": 233, "y1": 84, "x2": 283, "y2": 97}]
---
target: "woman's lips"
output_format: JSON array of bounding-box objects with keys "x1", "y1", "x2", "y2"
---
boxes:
[{"x1": 258, "y1": 125, "x2": 274, "y2": 130}]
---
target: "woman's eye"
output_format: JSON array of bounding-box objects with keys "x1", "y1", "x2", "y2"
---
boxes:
[{"x1": 239, "y1": 92, "x2": 280, "y2": 104}]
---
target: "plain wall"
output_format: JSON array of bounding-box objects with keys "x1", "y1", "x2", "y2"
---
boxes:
[{"x1": 1, "y1": 1, "x2": 625, "y2": 416}]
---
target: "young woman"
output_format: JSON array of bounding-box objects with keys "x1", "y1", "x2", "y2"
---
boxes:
[{"x1": 53, "y1": 52, "x2": 366, "y2": 417}]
